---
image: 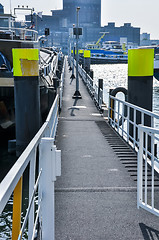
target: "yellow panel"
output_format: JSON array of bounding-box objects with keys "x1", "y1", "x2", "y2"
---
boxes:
[
  {"x1": 79, "y1": 49, "x2": 84, "y2": 54},
  {"x1": 12, "y1": 177, "x2": 23, "y2": 240},
  {"x1": 128, "y1": 48, "x2": 154, "y2": 76},
  {"x1": 84, "y1": 50, "x2": 91, "y2": 58},
  {"x1": 12, "y1": 48, "x2": 39, "y2": 77},
  {"x1": 71, "y1": 50, "x2": 73, "y2": 53}
]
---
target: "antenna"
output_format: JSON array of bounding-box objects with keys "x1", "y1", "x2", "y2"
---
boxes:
[{"x1": 10, "y1": 0, "x2": 12, "y2": 14}]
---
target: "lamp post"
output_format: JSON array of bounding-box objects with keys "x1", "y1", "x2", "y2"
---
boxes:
[
  {"x1": 72, "y1": 6, "x2": 82, "y2": 99},
  {"x1": 69, "y1": 35, "x2": 72, "y2": 70},
  {"x1": 70, "y1": 24, "x2": 75, "y2": 79}
]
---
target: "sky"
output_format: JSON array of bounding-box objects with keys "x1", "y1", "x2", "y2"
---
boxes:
[{"x1": 1, "y1": 0, "x2": 159, "y2": 39}]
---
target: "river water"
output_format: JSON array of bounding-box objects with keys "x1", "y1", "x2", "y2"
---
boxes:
[
  {"x1": 91, "y1": 64, "x2": 159, "y2": 127},
  {"x1": 1, "y1": 63, "x2": 159, "y2": 238}
]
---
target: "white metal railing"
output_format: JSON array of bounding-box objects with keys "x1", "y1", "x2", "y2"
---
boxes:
[
  {"x1": 108, "y1": 95, "x2": 159, "y2": 151},
  {"x1": 0, "y1": 26, "x2": 38, "y2": 41},
  {"x1": 0, "y1": 57, "x2": 66, "y2": 240},
  {"x1": 137, "y1": 125, "x2": 159, "y2": 217},
  {"x1": 76, "y1": 60, "x2": 103, "y2": 109},
  {"x1": 59, "y1": 57, "x2": 66, "y2": 109}
]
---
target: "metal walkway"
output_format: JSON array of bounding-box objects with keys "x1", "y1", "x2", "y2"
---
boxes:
[{"x1": 55, "y1": 61, "x2": 159, "y2": 240}]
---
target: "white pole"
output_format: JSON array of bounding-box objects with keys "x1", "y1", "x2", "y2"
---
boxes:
[{"x1": 39, "y1": 138, "x2": 55, "y2": 240}]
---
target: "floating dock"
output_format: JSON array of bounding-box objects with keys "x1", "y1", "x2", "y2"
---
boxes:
[{"x1": 55, "y1": 60, "x2": 159, "y2": 239}]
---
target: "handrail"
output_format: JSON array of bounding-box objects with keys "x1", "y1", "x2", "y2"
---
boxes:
[
  {"x1": 0, "y1": 26, "x2": 38, "y2": 41},
  {"x1": 108, "y1": 94, "x2": 159, "y2": 150},
  {"x1": 0, "y1": 56, "x2": 66, "y2": 239},
  {"x1": 137, "y1": 124, "x2": 159, "y2": 217},
  {"x1": 74, "y1": 58, "x2": 103, "y2": 109}
]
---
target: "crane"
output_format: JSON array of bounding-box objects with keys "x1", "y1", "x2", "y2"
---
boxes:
[{"x1": 95, "y1": 32, "x2": 108, "y2": 46}]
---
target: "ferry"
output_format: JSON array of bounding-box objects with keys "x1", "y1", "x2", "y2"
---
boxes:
[{"x1": 86, "y1": 40, "x2": 128, "y2": 64}]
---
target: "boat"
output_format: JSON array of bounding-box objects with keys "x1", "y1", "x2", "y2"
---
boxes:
[
  {"x1": 154, "y1": 53, "x2": 159, "y2": 80},
  {"x1": 85, "y1": 33, "x2": 128, "y2": 64},
  {"x1": 0, "y1": 10, "x2": 61, "y2": 139}
]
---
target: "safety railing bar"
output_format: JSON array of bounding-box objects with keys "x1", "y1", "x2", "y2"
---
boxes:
[
  {"x1": 138, "y1": 202, "x2": 159, "y2": 217},
  {"x1": 46, "y1": 94, "x2": 58, "y2": 122},
  {"x1": 31, "y1": 204, "x2": 41, "y2": 240},
  {"x1": 133, "y1": 109, "x2": 136, "y2": 148},
  {"x1": 0, "y1": 121, "x2": 47, "y2": 213},
  {"x1": 109, "y1": 95, "x2": 159, "y2": 120},
  {"x1": 18, "y1": 169, "x2": 42, "y2": 239},
  {"x1": 137, "y1": 127, "x2": 143, "y2": 209},
  {"x1": 151, "y1": 135, "x2": 155, "y2": 209},
  {"x1": 0, "y1": 92, "x2": 60, "y2": 214},
  {"x1": 145, "y1": 133, "x2": 148, "y2": 205},
  {"x1": 28, "y1": 148, "x2": 36, "y2": 239},
  {"x1": 138, "y1": 125, "x2": 159, "y2": 135}
]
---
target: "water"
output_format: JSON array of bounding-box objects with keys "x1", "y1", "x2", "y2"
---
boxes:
[
  {"x1": 91, "y1": 64, "x2": 159, "y2": 120},
  {"x1": 0, "y1": 144, "x2": 29, "y2": 239}
]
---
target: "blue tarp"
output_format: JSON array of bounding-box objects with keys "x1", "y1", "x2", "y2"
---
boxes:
[{"x1": 0, "y1": 52, "x2": 11, "y2": 71}]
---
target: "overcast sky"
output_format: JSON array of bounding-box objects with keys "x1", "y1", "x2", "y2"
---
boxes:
[{"x1": 1, "y1": 0, "x2": 159, "y2": 39}]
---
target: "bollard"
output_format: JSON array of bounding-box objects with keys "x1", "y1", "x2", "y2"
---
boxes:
[
  {"x1": 89, "y1": 69, "x2": 94, "y2": 80},
  {"x1": 83, "y1": 50, "x2": 91, "y2": 74},
  {"x1": 109, "y1": 89, "x2": 114, "y2": 123},
  {"x1": 98, "y1": 79, "x2": 103, "y2": 107},
  {"x1": 128, "y1": 48, "x2": 154, "y2": 141},
  {"x1": 12, "y1": 48, "x2": 40, "y2": 157}
]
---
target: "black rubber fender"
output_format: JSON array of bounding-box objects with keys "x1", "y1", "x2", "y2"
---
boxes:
[{"x1": 110, "y1": 87, "x2": 128, "y2": 126}]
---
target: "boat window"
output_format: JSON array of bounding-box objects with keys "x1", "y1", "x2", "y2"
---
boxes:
[{"x1": 0, "y1": 18, "x2": 9, "y2": 28}]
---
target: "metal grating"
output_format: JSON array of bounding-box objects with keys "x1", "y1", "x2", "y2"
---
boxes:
[{"x1": 95, "y1": 121, "x2": 159, "y2": 186}]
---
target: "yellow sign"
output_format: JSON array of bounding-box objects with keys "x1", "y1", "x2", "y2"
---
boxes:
[
  {"x1": 12, "y1": 48, "x2": 39, "y2": 77},
  {"x1": 79, "y1": 49, "x2": 84, "y2": 54},
  {"x1": 84, "y1": 50, "x2": 91, "y2": 58},
  {"x1": 128, "y1": 48, "x2": 154, "y2": 77}
]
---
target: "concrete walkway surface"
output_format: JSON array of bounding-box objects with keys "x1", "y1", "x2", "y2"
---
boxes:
[{"x1": 55, "y1": 61, "x2": 159, "y2": 240}]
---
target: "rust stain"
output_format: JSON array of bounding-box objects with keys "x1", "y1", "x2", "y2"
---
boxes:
[{"x1": 20, "y1": 59, "x2": 39, "y2": 76}]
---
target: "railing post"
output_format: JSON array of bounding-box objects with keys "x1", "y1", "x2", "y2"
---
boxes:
[
  {"x1": 98, "y1": 79, "x2": 103, "y2": 107},
  {"x1": 39, "y1": 138, "x2": 60, "y2": 240},
  {"x1": 28, "y1": 149, "x2": 36, "y2": 240},
  {"x1": 137, "y1": 126, "x2": 143, "y2": 209}
]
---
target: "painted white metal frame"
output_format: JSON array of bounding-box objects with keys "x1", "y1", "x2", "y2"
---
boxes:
[
  {"x1": 76, "y1": 60, "x2": 103, "y2": 109},
  {"x1": 0, "y1": 56, "x2": 66, "y2": 240},
  {"x1": 108, "y1": 95, "x2": 159, "y2": 217},
  {"x1": 108, "y1": 95, "x2": 159, "y2": 150},
  {"x1": 137, "y1": 125, "x2": 159, "y2": 217}
]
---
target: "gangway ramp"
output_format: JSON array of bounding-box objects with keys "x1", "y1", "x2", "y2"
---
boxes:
[{"x1": 55, "y1": 61, "x2": 159, "y2": 239}]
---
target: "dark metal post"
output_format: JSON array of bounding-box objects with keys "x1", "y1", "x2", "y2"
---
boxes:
[
  {"x1": 72, "y1": 7, "x2": 82, "y2": 99},
  {"x1": 70, "y1": 24, "x2": 76, "y2": 80},
  {"x1": 98, "y1": 79, "x2": 103, "y2": 106},
  {"x1": 83, "y1": 50, "x2": 91, "y2": 74},
  {"x1": 13, "y1": 48, "x2": 40, "y2": 157},
  {"x1": 128, "y1": 48, "x2": 154, "y2": 141}
]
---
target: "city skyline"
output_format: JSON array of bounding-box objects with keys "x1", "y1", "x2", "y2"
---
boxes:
[{"x1": 1, "y1": 0, "x2": 159, "y2": 39}]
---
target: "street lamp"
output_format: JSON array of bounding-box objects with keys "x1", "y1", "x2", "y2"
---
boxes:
[
  {"x1": 72, "y1": 6, "x2": 82, "y2": 99},
  {"x1": 70, "y1": 24, "x2": 75, "y2": 80}
]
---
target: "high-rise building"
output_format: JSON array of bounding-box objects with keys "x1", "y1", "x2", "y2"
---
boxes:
[
  {"x1": 62, "y1": 0, "x2": 101, "y2": 27},
  {"x1": 26, "y1": 0, "x2": 140, "y2": 53}
]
